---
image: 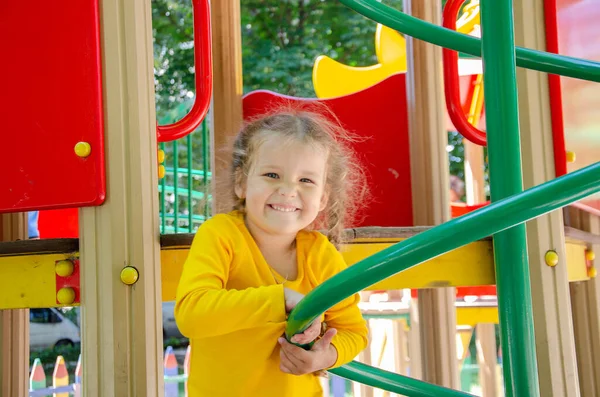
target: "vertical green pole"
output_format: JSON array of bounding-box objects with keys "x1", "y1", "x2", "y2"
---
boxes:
[
  {"x1": 480, "y1": 1, "x2": 539, "y2": 396},
  {"x1": 202, "y1": 119, "x2": 210, "y2": 218},
  {"x1": 173, "y1": 140, "x2": 180, "y2": 233},
  {"x1": 160, "y1": 142, "x2": 166, "y2": 234},
  {"x1": 187, "y1": 134, "x2": 193, "y2": 232}
]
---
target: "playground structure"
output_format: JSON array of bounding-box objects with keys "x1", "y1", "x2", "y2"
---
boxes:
[{"x1": 1, "y1": 1, "x2": 600, "y2": 397}]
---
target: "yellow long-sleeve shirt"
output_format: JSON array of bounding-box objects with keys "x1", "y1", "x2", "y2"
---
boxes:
[{"x1": 175, "y1": 211, "x2": 368, "y2": 396}]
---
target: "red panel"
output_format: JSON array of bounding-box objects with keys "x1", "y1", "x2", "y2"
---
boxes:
[
  {"x1": 243, "y1": 74, "x2": 414, "y2": 228},
  {"x1": 38, "y1": 209, "x2": 79, "y2": 239},
  {"x1": 0, "y1": 2, "x2": 105, "y2": 213},
  {"x1": 552, "y1": 0, "x2": 600, "y2": 212}
]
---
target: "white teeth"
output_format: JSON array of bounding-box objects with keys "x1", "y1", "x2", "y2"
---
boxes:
[{"x1": 270, "y1": 205, "x2": 297, "y2": 212}]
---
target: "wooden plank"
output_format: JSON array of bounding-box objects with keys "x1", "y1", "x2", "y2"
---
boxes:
[
  {"x1": 514, "y1": 0, "x2": 580, "y2": 394},
  {"x1": 78, "y1": 0, "x2": 164, "y2": 394},
  {"x1": 211, "y1": 0, "x2": 244, "y2": 213},
  {"x1": 0, "y1": 213, "x2": 29, "y2": 397},
  {"x1": 403, "y1": 0, "x2": 458, "y2": 388}
]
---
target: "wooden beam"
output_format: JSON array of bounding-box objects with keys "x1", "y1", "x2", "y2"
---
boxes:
[
  {"x1": 476, "y1": 323, "x2": 498, "y2": 397},
  {"x1": 78, "y1": 0, "x2": 163, "y2": 394},
  {"x1": 403, "y1": 0, "x2": 458, "y2": 388},
  {"x1": 0, "y1": 213, "x2": 29, "y2": 397},
  {"x1": 513, "y1": 1, "x2": 580, "y2": 395},
  {"x1": 569, "y1": 207, "x2": 600, "y2": 396},
  {"x1": 211, "y1": 0, "x2": 244, "y2": 213}
]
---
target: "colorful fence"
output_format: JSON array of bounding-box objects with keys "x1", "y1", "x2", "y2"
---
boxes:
[{"x1": 29, "y1": 346, "x2": 191, "y2": 397}]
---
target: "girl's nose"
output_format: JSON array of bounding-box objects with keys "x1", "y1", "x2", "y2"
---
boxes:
[{"x1": 277, "y1": 182, "x2": 297, "y2": 197}]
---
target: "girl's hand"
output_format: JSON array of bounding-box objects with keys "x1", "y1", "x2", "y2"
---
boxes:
[
  {"x1": 284, "y1": 288, "x2": 322, "y2": 344},
  {"x1": 278, "y1": 328, "x2": 338, "y2": 375}
]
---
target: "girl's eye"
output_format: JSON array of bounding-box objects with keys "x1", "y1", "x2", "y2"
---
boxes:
[
  {"x1": 300, "y1": 178, "x2": 314, "y2": 184},
  {"x1": 264, "y1": 172, "x2": 279, "y2": 179}
]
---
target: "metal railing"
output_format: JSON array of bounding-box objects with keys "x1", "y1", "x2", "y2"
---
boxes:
[{"x1": 284, "y1": 1, "x2": 600, "y2": 396}]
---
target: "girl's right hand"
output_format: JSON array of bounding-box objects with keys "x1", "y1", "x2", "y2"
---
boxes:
[{"x1": 284, "y1": 288, "x2": 322, "y2": 345}]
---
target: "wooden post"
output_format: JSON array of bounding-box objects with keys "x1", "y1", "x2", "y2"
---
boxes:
[
  {"x1": 211, "y1": 0, "x2": 244, "y2": 213},
  {"x1": 0, "y1": 213, "x2": 29, "y2": 397},
  {"x1": 403, "y1": 0, "x2": 458, "y2": 388},
  {"x1": 476, "y1": 323, "x2": 497, "y2": 397},
  {"x1": 78, "y1": 0, "x2": 164, "y2": 395},
  {"x1": 569, "y1": 207, "x2": 600, "y2": 396},
  {"x1": 513, "y1": 1, "x2": 580, "y2": 395}
]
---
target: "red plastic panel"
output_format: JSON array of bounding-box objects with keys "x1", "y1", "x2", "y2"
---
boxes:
[
  {"x1": 244, "y1": 74, "x2": 414, "y2": 228},
  {"x1": 548, "y1": 0, "x2": 600, "y2": 211},
  {"x1": 0, "y1": 2, "x2": 105, "y2": 213}
]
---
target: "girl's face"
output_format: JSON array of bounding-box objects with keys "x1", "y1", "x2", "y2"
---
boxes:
[{"x1": 236, "y1": 135, "x2": 329, "y2": 239}]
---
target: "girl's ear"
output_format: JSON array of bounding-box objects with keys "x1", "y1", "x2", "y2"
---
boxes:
[
  {"x1": 319, "y1": 189, "x2": 329, "y2": 212},
  {"x1": 234, "y1": 168, "x2": 246, "y2": 199}
]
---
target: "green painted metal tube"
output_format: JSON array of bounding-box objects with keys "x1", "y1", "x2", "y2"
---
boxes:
[
  {"x1": 284, "y1": 161, "x2": 600, "y2": 395},
  {"x1": 160, "y1": 142, "x2": 167, "y2": 234},
  {"x1": 285, "y1": 162, "x2": 600, "y2": 334},
  {"x1": 173, "y1": 141, "x2": 180, "y2": 233},
  {"x1": 338, "y1": 0, "x2": 600, "y2": 82},
  {"x1": 187, "y1": 134, "x2": 194, "y2": 232},
  {"x1": 480, "y1": 2, "x2": 539, "y2": 396},
  {"x1": 332, "y1": 361, "x2": 475, "y2": 397},
  {"x1": 202, "y1": 119, "x2": 210, "y2": 217}
]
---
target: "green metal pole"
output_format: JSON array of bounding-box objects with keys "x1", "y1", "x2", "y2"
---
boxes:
[
  {"x1": 160, "y1": 142, "x2": 167, "y2": 234},
  {"x1": 480, "y1": 1, "x2": 539, "y2": 396},
  {"x1": 202, "y1": 119, "x2": 210, "y2": 218},
  {"x1": 173, "y1": 141, "x2": 180, "y2": 233},
  {"x1": 187, "y1": 134, "x2": 193, "y2": 232}
]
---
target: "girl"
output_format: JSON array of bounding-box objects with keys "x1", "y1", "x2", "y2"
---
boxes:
[{"x1": 175, "y1": 108, "x2": 369, "y2": 396}]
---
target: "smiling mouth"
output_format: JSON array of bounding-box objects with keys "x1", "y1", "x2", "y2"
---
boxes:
[{"x1": 268, "y1": 204, "x2": 299, "y2": 212}]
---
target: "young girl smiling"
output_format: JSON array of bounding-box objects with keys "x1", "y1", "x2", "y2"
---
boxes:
[{"x1": 175, "y1": 108, "x2": 369, "y2": 396}]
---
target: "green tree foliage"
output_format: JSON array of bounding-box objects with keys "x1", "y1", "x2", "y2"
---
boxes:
[
  {"x1": 152, "y1": 0, "x2": 402, "y2": 114},
  {"x1": 151, "y1": 0, "x2": 475, "y2": 206}
]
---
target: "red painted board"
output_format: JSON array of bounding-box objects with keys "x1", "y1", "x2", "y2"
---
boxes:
[
  {"x1": 0, "y1": 2, "x2": 105, "y2": 213},
  {"x1": 547, "y1": 0, "x2": 600, "y2": 212},
  {"x1": 243, "y1": 73, "x2": 414, "y2": 228}
]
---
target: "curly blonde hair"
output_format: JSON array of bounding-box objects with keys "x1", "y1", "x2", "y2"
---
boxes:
[{"x1": 229, "y1": 105, "x2": 368, "y2": 248}]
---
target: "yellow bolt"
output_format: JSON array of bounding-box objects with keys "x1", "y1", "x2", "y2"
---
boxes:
[
  {"x1": 120, "y1": 266, "x2": 139, "y2": 285},
  {"x1": 588, "y1": 266, "x2": 597, "y2": 279},
  {"x1": 74, "y1": 142, "x2": 92, "y2": 158},
  {"x1": 55, "y1": 260, "x2": 74, "y2": 277},
  {"x1": 57, "y1": 287, "x2": 76, "y2": 305},
  {"x1": 545, "y1": 250, "x2": 559, "y2": 267},
  {"x1": 158, "y1": 164, "x2": 166, "y2": 179},
  {"x1": 566, "y1": 151, "x2": 576, "y2": 163},
  {"x1": 585, "y1": 249, "x2": 595, "y2": 262},
  {"x1": 158, "y1": 149, "x2": 165, "y2": 163}
]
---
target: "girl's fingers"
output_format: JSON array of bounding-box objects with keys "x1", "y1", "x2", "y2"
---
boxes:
[
  {"x1": 291, "y1": 321, "x2": 321, "y2": 343},
  {"x1": 279, "y1": 349, "x2": 298, "y2": 373}
]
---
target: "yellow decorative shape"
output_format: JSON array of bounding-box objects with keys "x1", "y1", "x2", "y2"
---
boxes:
[
  {"x1": 74, "y1": 142, "x2": 91, "y2": 158},
  {"x1": 158, "y1": 164, "x2": 166, "y2": 179},
  {"x1": 589, "y1": 266, "x2": 597, "y2": 278},
  {"x1": 566, "y1": 151, "x2": 576, "y2": 163},
  {"x1": 312, "y1": 2, "x2": 480, "y2": 99},
  {"x1": 120, "y1": 266, "x2": 139, "y2": 285},
  {"x1": 56, "y1": 287, "x2": 75, "y2": 305},
  {"x1": 158, "y1": 149, "x2": 165, "y2": 163},
  {"x1": 55, "y1": 260, "x2": 74, "y2": 277}
]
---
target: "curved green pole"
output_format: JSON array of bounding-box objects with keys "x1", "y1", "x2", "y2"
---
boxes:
[
  {"x1": 285, "y1": 161, "x2": 600, "y2": 394},
  {"x1": 337, "y1": 0, "x2": 600, "y2": 82},
  {"x1": 333, "y1": 361, "x2": 475, "y2": 397},
  {"x1": 480, "y1": 1, "x2": 538, "y2": 396},
  {"x1": 285, "y1": 162, "x2": 600, "y2": 337}
]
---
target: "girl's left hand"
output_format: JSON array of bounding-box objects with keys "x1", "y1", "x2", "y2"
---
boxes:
[{"x1": 278, "y1": 328, "x2": 338, "y2": 375}]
